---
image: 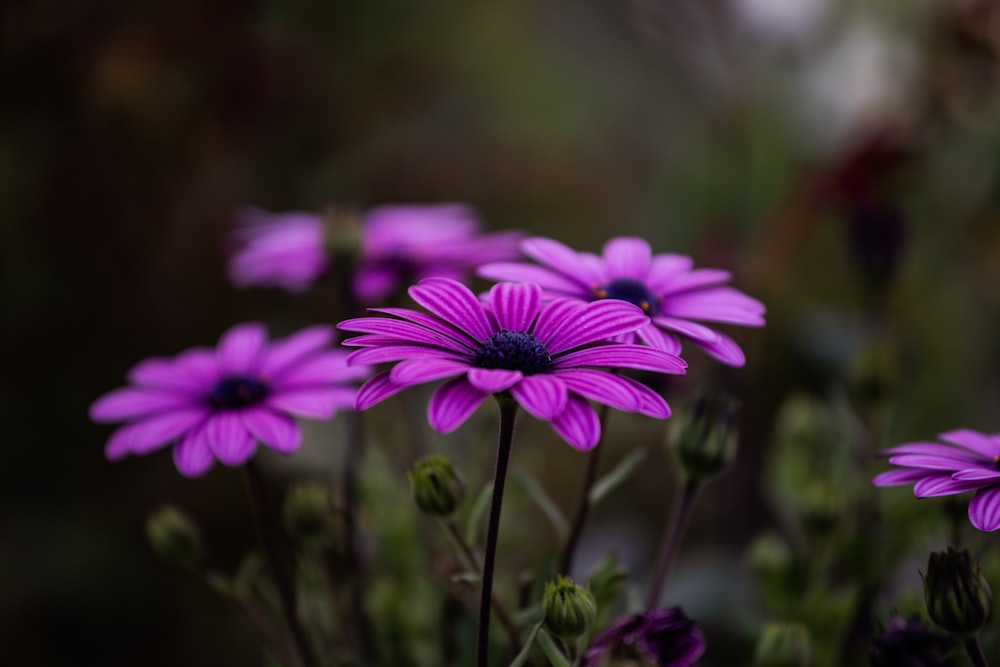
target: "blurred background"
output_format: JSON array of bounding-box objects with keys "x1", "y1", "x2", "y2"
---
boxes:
[{"x1": 6, "y1": 0, "x2": 1000, "y2": 664}]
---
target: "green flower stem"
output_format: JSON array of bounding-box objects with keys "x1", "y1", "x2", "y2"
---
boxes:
[
  {"x1": 646, "y1": 478, "x2": 701, "y2": 609},
  {"x1": 964, "y1": 636, "x2": 990, "y2": 667},
  {"x1": 477, "y1": 397, "x2": 520, "y2": 667},
  {"x1": 559, "y1": 403, "x2": 612, "y2": 575},
  {"x1": 243, "y1": 461, "x2": 318, "y2": 667}
]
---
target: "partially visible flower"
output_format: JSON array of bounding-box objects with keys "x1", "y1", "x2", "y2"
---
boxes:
[
  {"x1": 354, "y1": 204, "x2": 522, "y2": 303},
  {"x1": 868, "y1": 614, "x2": 956, "y2": 667},
  {"x1": 90, "y1": 324, "x2": 370, "y2": 477},
  {"x1": 582, "y1": 607, "x2": 706, "y2": 667},
  {"x1": 228, "y1": 207, "x2": 329, "y2": 292},
  {"x1": 872, "y1": 429, "x2": 1000, "y2": 531},
  {"x1": 338, "y1": 279, "x2": 686, "y2": 450},
  {"x1": 478, "y1": 236, "x2": 765, "y2": 367},
  {"x1": 923, "y1": 547, "x2": 992, "y2": 637}
]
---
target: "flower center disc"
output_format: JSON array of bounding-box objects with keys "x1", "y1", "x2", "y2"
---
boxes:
[
  {"x1": 208, "y1": 376, "x2": 269, "y2": 409},
  {"x1": 474, "y1": 331, "x2": 551, "y2": 375},
  {"x1": 593, "y1": 278, "x2": 659, "y2": 315}
]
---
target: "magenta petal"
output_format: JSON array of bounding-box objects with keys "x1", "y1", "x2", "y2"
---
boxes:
[
  {"x1": 913, "y1": 476, "x2": 983, "y2": 498},
  {"x1": 105, "y1": 424, "x2": 138, "y2": 460},
  {"x1": 872, "y1": 468, "x2": 932, "y2": 486},
  {"x1": 689, "y1": 330, "x2": 746, "y2": 367},
  {"x1": 408, "y1": 278, "x2": 493, "y2": 341},
  {"x1": 969, "y1": 487, "x2": 1000, "y2": 531},
  {"x1": 489, "y1": 282, "x2": 542, "y2": 332},
  {"x1": 510, "y1": 374, "x2": 568, "y2": 420},
  {"x1": 545, "y1": 300, "x2": 650, "y2": 354},
  {"x1": 532, "y1": 298, "x2": 588, "y2": 344},
  {"x1": 636, "y1": 322, "x2": 683, "y2": 354},
  {"x1": 369, "y1": 307, "x2": 479, "y2": 345},
  {"x1": 128, "y1": 407, "x2": 210, "y2": 454},
  {"x1": 888, "y1": 454, "x2": 976, "y2": 471},
  {"x1": 659, "y1": 268, "x2": 731, "y2": 294},
  {"x1": 651, "y1": 316, "x2": 721, "y2": 343},
  {"x1": 550, "y1": 395, "x2": 601, "y2": 451},
  {"x1": 129, "y1": 348, "x2": 217, "y2": 393},
  {"x1": 260, "y1": 325, "x2": 333, "y2": 377},
  {"x1": 390, "y1": 358, "x2": 469, "y2": 386},
  {"x1": 352, "y1": 264, "x2": 398, "y2": 303},
  {"x1": 90, "y1": 388, "x2": 192, "y2": 422},
  {"x1": 243, "y1": 407, "x2": 301, "y2": 454},
  {"x1": 337, "y1": 316, "x2": 471, "y2": 353},
  {"x1": 661, "y1": 288, "x2": 766, "y2": 326},
  {"x1": 467, "y1": 368, "x2": 523, "y2": 393},
  {"x1": 555, "y1": 369, "x2": 640, "y2": 413},
  {"x1": 554, "y1": 345, "x2": 687, "y2": 374},
  {"x1": 356, "y1": 370, "x2": 408, "y2": 410},
  {"x1": 427, "y1": 377, "x2": 488, "y2": 433},
  {"x1": 173, "y1": 424, "x2": 215, "y2": 477},
  {"x1": 206, "y1": 411, "x2": 256, "y2": 465},
  {"x1": 217, "y1": 322, "x2": 268, "y2": 374},
  {"x1": 880, "y1": 443, "x2": 982, "y2": 461},
  {"x1": 267, "y1": 388, "x2": 357, "y2": 418},
  {"x1": 478, "y1": 262, "x2": 586, "y2": 295},
  {"x1": 938, "y1": 429, "x2": 1000, "y2": 458},
  {"x1": 271, "y1": 351, "x2": 370, "y2": 388},
  {"x1": 645, "y1": 254, "x2": 694, "y2": 290},
  {"x1": 616, "y1": 375, "x2": 671, "y2": 418},
  {"x1": 347, "y1": 345, "x2": 464, "y2": 366},
  {"x1": 521, "y1": 237, "x2": 605, "y2": 285},
  {"x1": 953, "y1": 469, "x2": 1000, "y2": 482},
  {"x1": 602, "y1": 237, "x2": 652, "y2": 279}
]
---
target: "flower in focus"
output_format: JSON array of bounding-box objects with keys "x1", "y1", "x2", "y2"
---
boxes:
[
  {"x1": 337, "y1": 278, "x2": 686, "y2": 450},
  {"x1": 478, "y1": 236, "x2": 765, "y2": 366},
  {"x1": 354, "y1": 204, "x2": 522, "y2": 303},
  {"x1": 582, "y1": 607, "x2": 706, "y2": 667},
  {"x1": 91, "y1": 324, "x2": 370, "y2": 477},
  {"x1": 872, "y1": 429, "x2": 1000, "y2": 531},
  {"x1": 868, "y1": 614, "x2": 957, "y2": 667},
  {"x1": 228, "y1": 207, "x2": 330, "y2": 293}
]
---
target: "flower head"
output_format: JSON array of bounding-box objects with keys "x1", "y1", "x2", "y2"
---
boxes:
[
  {"x1": 91, "y1": 324, "x2": 369, "y2": 477},
  {"x1": 478, "y1": 236, "x2": 765, "y2": 366},
  {"x1": 228, "y1": 207, "x2": 330, "y2": 292},
  {"x1": 872, "y1": 429, "x2": 1000, "y2": 531},
  {"x1": 582, "y1": 607, "x2": 706, "y2": 667},
  {"x1": 337, "y1": 278, "x2": 686, "y2": 450}
]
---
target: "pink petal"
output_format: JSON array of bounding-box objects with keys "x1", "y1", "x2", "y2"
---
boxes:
[
  {"x1": 127, "y1": 353, "x2": 209, "y2": 393},
  {"x1": 871, "y1": 468, "x2": 931, "y2": 486},
  {"x1": 615, "y1": 375, "x2": 671, "y2": 418},
  {"x1": 554, "y1": 369, "x2": 641, "y2": 413},
  {"x1": 206, "y1": 411, "x2": 256, "y2": 465},
  {"x1": 337, "y1": 316, "x2": 472, "y2": 353},
  {"x1": 550, "y1": 395, "x2": 601, "y2": 451},
  {"x1": 645, "y1": 254, "x2": 694, "y2": 291},
  {"x1": 969, "y1": 487, "x2": 1000, "y2": 531},
  {"x1": 243, "y1": 407, "x2": 301, "y2": 454},
  {"x1": 128, "y1": 407, "x2": 211, "y2": 454},
  {"x1": 369, "y1": 307, "x2": 479, "y2": 346},
  {"x1": 173, "y1": 423, "x2": 215, "y2": 477},
  {"x1": 913, "y1": 475, "x2": 983, "y2": 498},
  {"x1": 553, "y1": 345, "x2": 687, "y2": 374},
  {"x1": 104, "y1": 424, "x2": 139, "y2": 460},
  {"x1": 602, "y1": 237, "x2": 652, "y2": 279},
  {"x1": 953, "y1": 469, "x2": 1000, "y2": 482},
  {"x1": 489, "y1": 282, "x2": 542, "y2": 332},
  {"x1": 938, "y1": 429, "x2": 1000, "y2": 459},
  {"x1": 689, "y1": 330, "x2": 746, "y2": 367},
  {"x1": 90, "y1": 388, "x2": 193, "y2": 422},
  {"x1": 217, "y1": 323, "x2": 268, "y2": 374},
  {"x1": 544, "y1": 300, "x2": 650, "y2": 354},
  {"x1": 390, "y1": 358, "x2": 470, "y2": 386},
  {"x1": 477, "y1": 262, "x2": 586, "y2": 295},
  {"x1": 259, "y1": 325, "x2": 333, "y2": 377},
  {"x1": 521, "y1": 237, "x2": 606, "y2": 285},
  {"x1": 467, "y1": 368, "x2": 523, "y2": 393},
  {"x1": 661, "y1": 288, "x2": 766, "y2": 326},
  {"x1": 532, "y1": 298, "x2": 588, "y2": 344},
  {"x1": 267, "y1": 388, "x2": 357, "y2": 418},
  {"x1": 352, "y1": 264, "x2": 398, "y2": 303},
  {"x1": 270, "y1": 351, "x2": 370, "y2": 389},
  {"x1": 346, "y1": 345, "x2": 465, "y2": 366},
  {"x1": 652, "y1": 316, "x2": 721, "y2": 343},
  {"x1": 427, "y1": 377, "x2": 488, "y2": 433},
  {"x1": 510, "y1": 374, "x2": 568, "y2": 420},
  {"x1": 408, "y1": 278, "x2": 493, "y2": 341},
  {"x1": 881, "y1": 443, "x2": 982, "y2": 462},
  {"x1": 636, "y1": 323, "x2": 683, "y2": 354},
  {"x1": 356, "y1": 370, "x2": 408, "y2": 410},
  {"x1": 889, "y1": 454, "x2": 978, "y2": 471},
  {"x1": 659, "y1": 269, "x2": 731, "y2": 295}
]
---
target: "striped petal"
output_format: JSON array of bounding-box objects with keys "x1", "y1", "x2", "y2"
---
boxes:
[
  {"x1": 428, "y1": 377, "x2": 488, "y2": 433},
  {"x1": 206, "y1": 411, "x2": 256, "y2": 465},
  {"x1": 408, "y1": 278, "x2": 492, "y2": 341},
  {"x1": 602, "y1": 237, "x2": 652, "y2": 279},
  {"x1": 217, "y1": 323, "x2": 268, "y2": 374},
  {"x1": 554, "y1": 345, "x2": 687, "y2": 374},
  {"x1": 489, "y1": 282, "x2": 542, "y2": 332},
  {"x1": 355, "y1": 370, "x2": 408, "y2": 410},
  {"x1": 243, "y1": 407, "x2": 301, "y2": 454},
  {"x1": 173, "y1": 423, "x2": 215, "y2": 477},
  {"x1": 467, "y1": 368, "x2": 523, "y2": 393},
  {"x1": 510, "y1": 374, "x2": 568, "y2": 420},
  {"x1": 969, "y1": 487, "x2": 1000, "y2": 532},
  {"x1": 549, "y1": 395, "x2": 601, "y2": 451},
  {"x1": 390, "y1": 358, "x2": 470, "y2": 386},
  {"x1": 544, "y1": 300, "x2": 650, "y2": 354}
]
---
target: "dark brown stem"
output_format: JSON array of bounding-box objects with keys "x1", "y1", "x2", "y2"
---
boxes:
[
  {"x1": 559, "y1": 403, "x2": 612, "y2": 575},
  {"x1": 646, "y1": 478, "x2": 700, "y2": 609}
]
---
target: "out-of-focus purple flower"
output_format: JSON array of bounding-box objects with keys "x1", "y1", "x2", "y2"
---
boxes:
[
  {"x1": 354, "y1": 204, "x2": 522, "y2": 303},
  {"x1": 872, "y1": 429, "x2": 1000, "y2": 531},
  {"x1": 478, "y1": 236, "x2": 765, "y2": 367},
  {"x1": 91, "y1": 324, "x2": 370, "y2": 477},
  {"x1": 337, "y1": 279, "x2": 686, "y2": 450},
  {"x1": 868, "y1": 614, "x2": 956, "y2": 667},
  {"x1": 228, "y1": 207, "x2": 329, "y2": 293},
  {"x1": 582, "y1": 607, "x2": 706, "y2": 667}
]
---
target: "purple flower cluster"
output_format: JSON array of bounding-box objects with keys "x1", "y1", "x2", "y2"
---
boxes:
[
  {"x1": 873, "y1": 429, "x2": 1000, "y2": 531},
  {"x1": 91, "y1": 324, "x2": 369, "y2": 477},
  {"x1": 583, "y1": 607, "x2": 706, "y2": 667}
]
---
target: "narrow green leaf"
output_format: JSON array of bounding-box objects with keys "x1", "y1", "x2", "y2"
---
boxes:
[
  {"x1": 536, "y1": 628, "x2": 572, "y2": 667},
  {"x1": 507, "y1": 620, "x2": 544, "y2": 667},
  {"x1": 512, "y1": 466, "x2": 569, "y2": 540},
  {"x1": 589, "y1": 449, "x2": 648, "y2": 506},
  {"x1": 465, "y1": 481, "x2": 494, "y2": 545}
]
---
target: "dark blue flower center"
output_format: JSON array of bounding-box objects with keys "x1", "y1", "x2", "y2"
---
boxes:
[
  {"x1": 592, "y1": 278, "x2": 660, "y2": 315},
  {"x1": 208, "y1": 375, "x2": 269, "y2": 409},
  {"x1": 474, "y1": 331, "x2": 551, "y2": 375}
]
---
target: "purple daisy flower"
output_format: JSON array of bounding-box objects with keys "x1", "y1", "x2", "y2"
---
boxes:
[
  {"x1": 582, "y1": 607, "x2": 706, "y2": 667},
  {"x1": 478, "y1": 236, "x2": 766, "y2": 367},
  {"x1": 228, "y1": 207, "x2": 329, "y2": 293},
  {"x1": 337, "y1": 278, "x2": 687, "y2": 450},
  {"x1": 90, "y1": 323, "x2": 370, "y2": 477},
  {"x1": 872, "y1": 429, "x2": 1000, "y2": 531}
]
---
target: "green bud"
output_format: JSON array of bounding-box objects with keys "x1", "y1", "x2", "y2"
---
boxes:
[
  {"x1": 671, "y1": 395, "x2": 740, "y2": 481},
  {"x1": 146, "y1": 505, "x2": 204, "y2": 571},
  {"x1": 542, "y1": 576, "x2": 597, "y2": 639},
  {"x1": 754, "y1": 622, "x2": 814, "y2": 667},
  {"x1": 283, "y1": 482, "x2": 336, "y2": 547},
  {"x1": 923, "y1": 547, "x2": 992, "y2": 637},
  {"x1": 408, "y1": 455, "x2": 465, "y2": 517}
]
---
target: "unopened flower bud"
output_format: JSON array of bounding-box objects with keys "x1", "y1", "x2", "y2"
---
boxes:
[
  {"x1": 408, "y1": 455, "x2": 465, "y2": 517},
  {"x1": 671, "y1": 395, "x2": 740, "y2": 481},
  {"x1": 923, "y1": 547, "x2": 992, "y2": 637},
  {"x1": 146, "y1": 505, "x2": 204, "y2": 571},
  {"x1": 754, "y1": 622, "x2": 813, "y2": 667},
  {"x1": 542, "y1": 576, "x2": 597, "y2": 639},
  {"x1": 283, "y1": 482, "x2": 335, "y2": 547}
]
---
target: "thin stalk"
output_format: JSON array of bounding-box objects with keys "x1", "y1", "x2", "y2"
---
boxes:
[
  {"x1": 243, "y1": 461, "x2": 317, "y2": 667},
  {"x1": 342, "y1": 409, "x2": 376, "y2": 662},
  {"x1": 477, "y1": 398, "x2": 519, "y2": 667},
  {"x1": 646, "y1": 478, "x2": 701, "y2": 609},
  {"x1": 963, "y1": 636, "x2": 990, "y2": 667},
  {"x1": 559, "y1": 403, "x2": 612, "y2": 575}
]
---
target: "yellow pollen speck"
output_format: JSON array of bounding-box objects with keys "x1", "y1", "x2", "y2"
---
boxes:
[{"x1": 640, "y1": 300, "x2": 651, "y2": 312}]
